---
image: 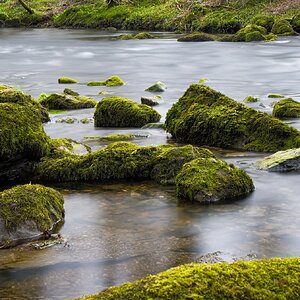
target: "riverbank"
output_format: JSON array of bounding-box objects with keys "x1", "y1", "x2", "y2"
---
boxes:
[{"x1": 0, "y1": 0, "x2": 300, "y2": 34}]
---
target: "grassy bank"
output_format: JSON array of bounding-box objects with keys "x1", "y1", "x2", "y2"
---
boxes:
[
  {"x1": 0, "y1": 0, "x2": 300, "y2": 33},
  {"x1": 79, "y1": 257, "x2": 300, "y2": 299}
]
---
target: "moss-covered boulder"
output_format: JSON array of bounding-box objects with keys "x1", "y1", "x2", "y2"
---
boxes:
[
  {"x1": 256, "y1": 148, "x2": 300, "y2": 172},
  {"x1": 271, "y1": 19, "x2": 296, "y2": 36},
  {"x1": 165, "y1": 84, "x2": 300, "y2": 152},
  {"x1": 243, "y1": 96, "x2": 258, "y2": 103},
  {"x1": 272, "y1": 98, "x2": 300, "y2": 118},
  {"x1": 80, "y1": 258, "x2": 300, "y2": 300},
  {"x1": 0, "y1": 184, "x2": 64, "y2": 248},
  {"x1": 87, "y1": 75, "x2": 125, "y2": 87},
  {"x1": 177, "y1": 32, "x2": 217, "y2": 42},
  {"x1": 63, "y1": 88, "x2": 79, "y2": 96},
  {"x1": 251, "y1": 15, "x2": 275, "y2": 31},
  {"x1": 235, "y1": 24, "x2": 269, "y2": 42},
  {"x1": 268, "y1": 93, "x2": 284, "y2": 98},
  {"x1": 0, "y1": 88, "x2": 49, "y2": 123},
  {"x1": 176, "y1": 158, "x2": 253, "y2": 203},
  {"x1": 145, "y1": 81, "x2": 167, "y2": 92},
  {"x1": 151, "y1": 145, "x2": 214, "y2": 185},
  {"x1": 94, "y1": 96, "x2": 161, "y2": 127},
  {"x1": 40, "y1": 93, "x2": 96, "y2": 110},
  {"x1": 58, "y1": 77, "x2": 77, "y2": 84}
]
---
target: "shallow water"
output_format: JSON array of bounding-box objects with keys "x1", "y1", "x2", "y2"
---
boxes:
[{"x1": 0, "y1": 29, "x2": 300, "y2": 299}]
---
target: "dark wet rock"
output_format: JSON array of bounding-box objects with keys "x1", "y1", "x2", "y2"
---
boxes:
[
  {"x1": 145, "y1": 81, "x2": 167, "y2": 93},
  {"x1": 94, "y1": 96, "x2": 161, "y2": 127},
  {"x1": 63, "y1": 88, "x2": 79, "y2": 96},
  {"x1": 141, "y1": 96, "x2": 160, "y2": 106},
  {"x1": 0, "y1": 184, "x2": 64, "y2": 249},
  {"x1": 256, "y1": 148, "x2": 300, "y2": 172},
  {"x1": 40, "y1": 93, "x2": 96, "y2": 110},
  {"x1": 272, "y1": 98, "x2": 300, "y2": 118},
  {"x1": 165, "y1": 84, "x2": 300, "y2": 152},
  {"x1": 175, "y1": 157, "x2": 254, "y2": 203}
]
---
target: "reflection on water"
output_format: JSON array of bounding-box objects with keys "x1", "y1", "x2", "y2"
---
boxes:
[{"x1": 0, "y1": 29, "x2": 300, "y2": 299}]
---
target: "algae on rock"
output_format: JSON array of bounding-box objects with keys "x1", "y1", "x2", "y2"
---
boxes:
[
  {"x1": 0, "y1": 184, "x2": 64, "y2": 248},
  {"x1": 272, "y1": 98, "x2": 300, "y2": 118},
  {"x1": 87, "y1": 75, "x2": 125, "y2": 86},
  {"x1": 94, "y1": 96, "x2": 161, "y2": 127},
  {"x1": 145, "y1": 81, "x2": 167, "y2": 92},
  {"x1": 58, "y1": 77, "x2": 78, "y2": 84},
  {"x1": 165, "y1": 84, "x2": 300, "y2": 152}
]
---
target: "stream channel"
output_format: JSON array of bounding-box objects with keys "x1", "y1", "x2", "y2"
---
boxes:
[{"x1": 0, "y1": 28, "x2": 300, "y2": 299}]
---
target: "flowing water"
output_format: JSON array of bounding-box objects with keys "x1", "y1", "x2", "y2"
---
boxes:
[{"x1": 0, "y1": 28, "x2": 300, "y2": 299}]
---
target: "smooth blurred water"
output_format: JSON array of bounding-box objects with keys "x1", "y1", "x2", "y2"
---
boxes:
[{"x1": 0, "y1": 28, "x2": 300, "y2": 299}]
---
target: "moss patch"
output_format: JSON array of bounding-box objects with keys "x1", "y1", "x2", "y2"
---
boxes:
[
  {"x1": 114, "y1": 32, "x2": 155, "y2": 40},
  {"x1": 145, "y1": 81, "x2": 167, "y2": 92},
  {"x1": 165, "y1": 84, "x2": 300, "y2": 152},
  {"x1": 244, "y1": 96, "x2": 259, "y2": 103},
  {"x1": 80, "y1": 258, "x2": 300, "y2": 300},
  {"x1": 272, "y1": 98, "x2": 300, "y2": 118},
  {"x1": 58, "y1": 77, "x2": 78, "y2": 84},
  {"x1": 94, "y1": 96, "x2": 161, "y2": 127},
  {"x1": 178, "y1": 32, "x2": 217, "y2": 42},
  {"x1": 40, "y1": 93, "x2": 96, "y2": 110},
  {"x1": 176, "y1": 158, "x2": 254, "y2": 203},
  {"x1": 271, "y1": 18, "x2": 297, "y2": 35},
  {"x1": 0, "y1": 184, "x2": 64, "y2": 232},
  {"x1": 87, "y1": 76, "x2": 125, "y2": 87}
]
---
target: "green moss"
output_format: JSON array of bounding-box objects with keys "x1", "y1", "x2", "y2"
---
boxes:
[
  {"x1": 165, "y1": 84, "x2": 300, "y2": 152},
  {"x1": 80, "y1": 117, "x2": 90, "y2": 124},
  {"x1": 251, "y1": 14, "x2": 274, "y2": 31},
  {"x1": 94, "y1": 96, "x2": 161, "y2": 127},
  {"x1": 0, "y1": 88, "x2": 50, "y2": 123},
  {"x1": 177, "y1": 32, "x2": 217, "y2": 42},
  {"x1": 145, "y1": 81, "x2": 167, "y2": 92},
  {"x1": 291, "y1": 14, "x2": 300, "y2": 33},
  {"x1": 0, "y1": 103, "x2": 50, "y2": 161},
  {"x1": 151, "y1": 145, "x2": 214, "y2": 185},
  {"x1": 56, "y1": 117, "x2": 77, "y2": 124},
  {"x1": 97, "y1": 134, "x2": 135, "y2": 141},
  {"x1": 272, "y1": 98, "x2": 300, "y2": 118},
  {"x1": 58, "y1": 77, "x2": 78, "y2": 84},
  {"x1": 63, "y1": 88, "x2": 79, "y2": 96},
  {"x1": 268, "y1": 93, "x2": 284, "y2": 98},
  {"x1": 176, "y1": 158, "x2": 254, "y2": 203},
  {"x1": 87, "y1": 75, "x2": 125, "y2": 87},
  {"x1": 80, "y1": 258, "x2": 300, "y2": 300},
  {"x1": 40, "y1": 93, "x2": 96, "y2": 110},
  {"x1": 271, "y1": 18, "x2": 297, "y2": 35},
  {"x1": 115, "y1": 32, "x2": 155, "y2": 40},
  {"x1": 0, "y1": 184, "x2": 64, "y2": 232},
  {"x1": 243, "y1": 96, "x2": 259, "y2": 103},
  {"x1": 234, "y1": 24, "x2": 269, "y2": 42}
]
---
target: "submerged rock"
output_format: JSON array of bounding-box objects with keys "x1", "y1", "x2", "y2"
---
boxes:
[
  {"x1": 0, "y1": 88, "x2": 49, "y2": 123},
  {"x1": 176, "y1": 158, "x2": 254, "y2": 203},
  {"x1": 178, "y1": 32, "x2": 216, "y2": 42},
  {"x1": 272, "y1": 98, "x2": 300, "y2": 118},
  {"x1": 58, "y1": 77, "x2": 78, "y2": 84},
  {"x1": 94, "y1": 96, "x2": 161, "y2": 127},
  {"x1": 145, "y1": 81, "x2": 167, "y2": 92},
  {"x1": 87, "y1": 75, "x2": 125, "y2": 87},
  {"x1": 40, "y1": 93, "x2": 96, "y2": 110},
  {"x1": 256, "y1": 148, "x2": 300, "y2": 172},
  {"x1": 0, "y1": 184, "x2": 64, "y2": 248},
  {"x1": 165, "y1": 84, "x2": 300, "y2": 152}
]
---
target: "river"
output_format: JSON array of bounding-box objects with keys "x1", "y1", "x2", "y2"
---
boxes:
[{"x1": 0, "y1": 28, "x2": 300, "y2": 299}]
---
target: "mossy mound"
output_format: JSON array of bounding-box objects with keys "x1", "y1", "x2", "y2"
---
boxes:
[
  {"x1": 177, "y1": 32, "x2": 217, "y2": 42},
  {"x1": 0, "y1": 103, "x2": 50, "y2": 161},
  {"x1": 58, "y1": 77, "x2": 78, "y2": 84},
  {"x1": 235, "y1": 24, "x2": 269, "y2": 42},
  {"x1": 145, "y1": 81, "x2": 167, "y2": 92},
  {"x1": 0, "y1": 88, "x2": 50, "y2": 123},
  {"x1": 251, "y1": 15, "x2": 274, "y2": 31},
  {"x1": 0, "y1": 184, "x2": 64, "y2": 248},
  {"x1": 268, "y1": 93, "x2": 284, "y2": 98},
  {"x1": 151, "y1": 145, "x2": 214, "y2": 185},
  {"x1": 63, "y1": 88, "x2": 79, "y2": 96},
  {"x1": 40, "y1": 93, "x2": 97, "y2": 110},
  {"x1": 271, "y1": 19, "x2": 297, "y2": 36},
  {"x1": 291, "y1": 14, "x2": 300, "y2": 33},
  {"x1": 115, "y1": 32, "x2": 155, "y2": 40},
  {"x1": 80, "y1": 258, "x2": 300, "y2": 300},
  {"x1": 87, "y1": 75, "x2": 125, "y2": 87},
  {"x1": 272, "y1": 98, "x2": 300, "y2": 118},
  {"x1": 176, "y1": 158, "x2": 254, "y2": 203},
  {"x1": 243, "y1": 96, "x2": 259, "y2": 103},
  {"x1": 94, "y1": 96, "x2": 161, "y2": 127},
  {"x1": 256, "y1": 148, "x2": 300, "y2": 172},
  {"x1": 165, "y1": 84, "x2": 300, "y2": 152}
]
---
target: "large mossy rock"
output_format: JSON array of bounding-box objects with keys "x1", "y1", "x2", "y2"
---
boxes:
[
  {"x1": 94, "y1": 96, "x2": 161, "y2": 127},
  {"x1": 40, "y1": 93, "x2": 97, "y2": 110},
  {"x1": 256, "y1": 148, "x2": 300, "y2": 172},
  {"x1": 165, "y1": 84, "x2": 300, "y2": 152},
  {"x1": 271, "y1": 19, "x2": 296, "y2": 35},
  {"x1": 0, "y1": 103, "x2": 50, "y2": 161},
  {"x1": 0, "y1": 88, "x2": 49, "y2": 123},
  {"x1": 272, "y1": 98, "x2": 300, "y2": 118},
  {"x1": 0, "y1": 184, "x2": 64, "y2": 248},
  {"x1": 176, "y1": 158, "x2": 254, "y2": 203},
  {"x1": 80, "y1": 258, "x2": 300, "y2": 300}
]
